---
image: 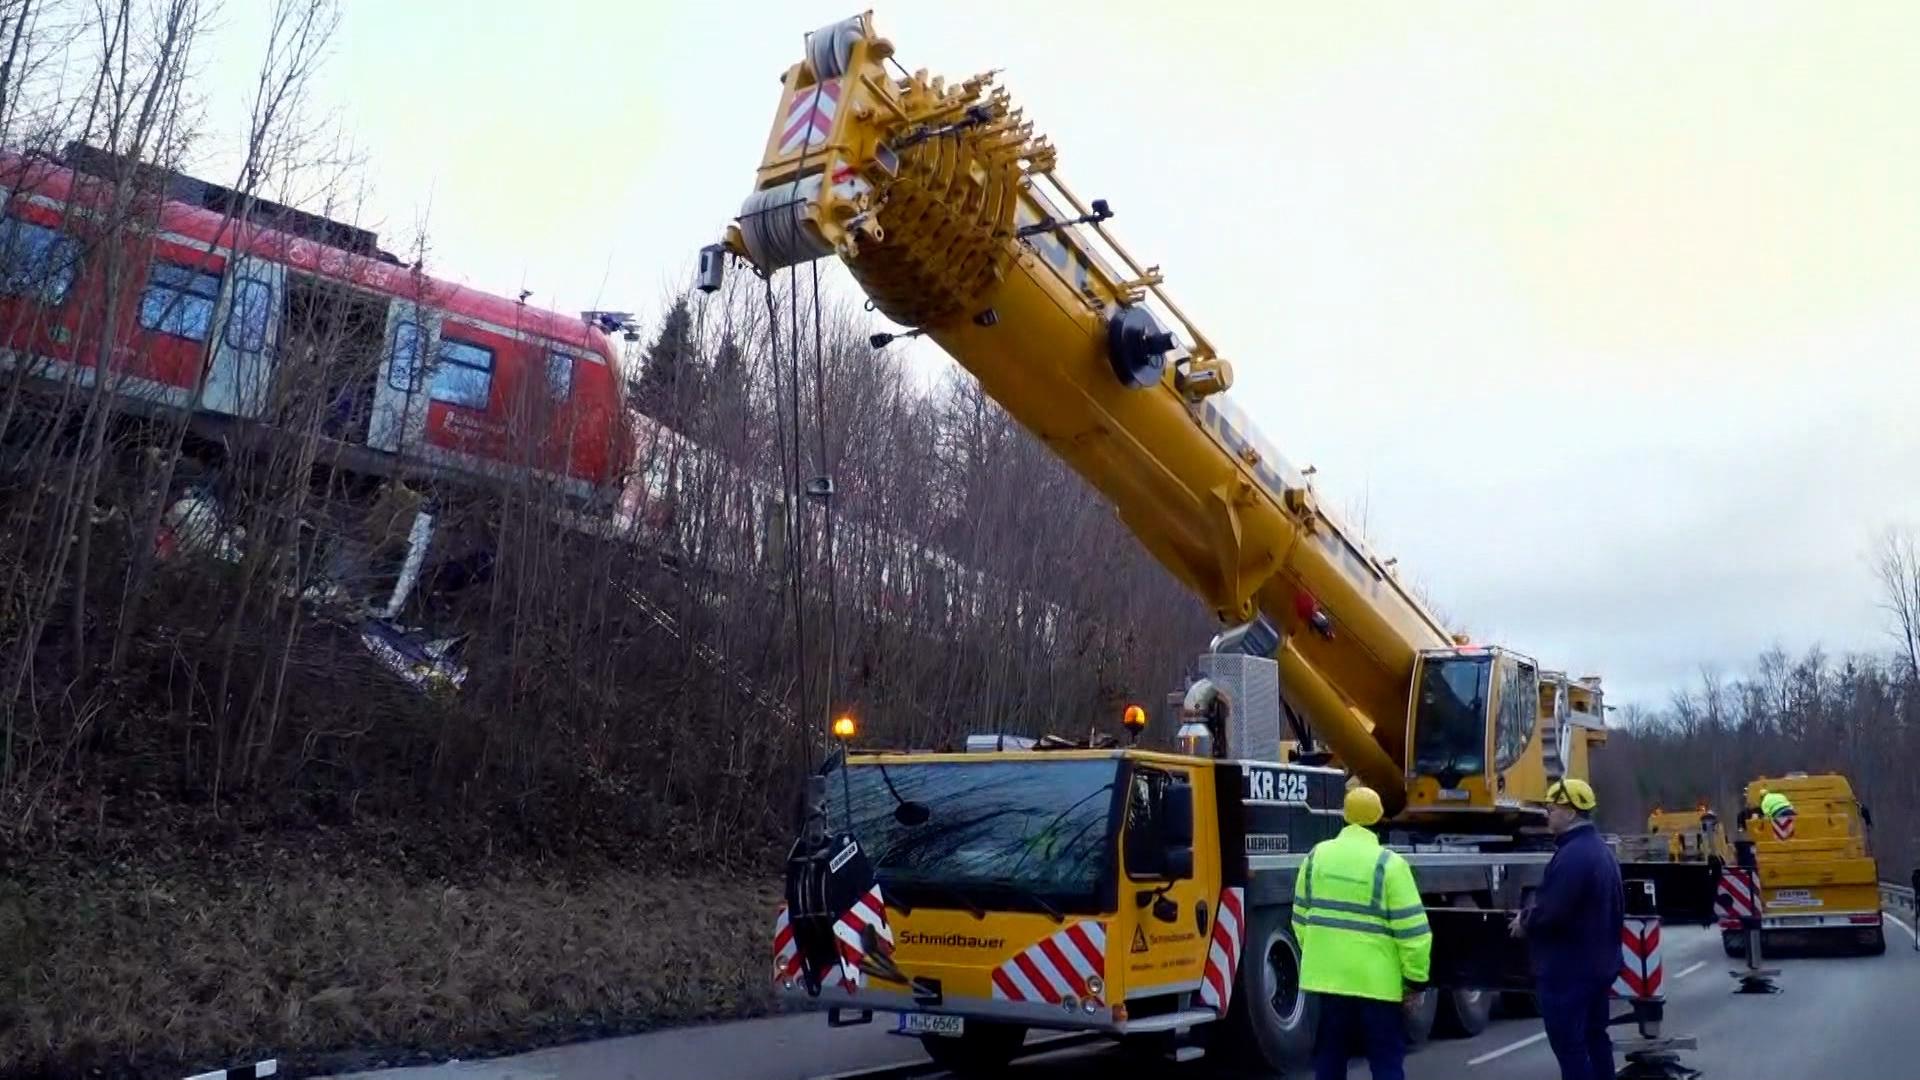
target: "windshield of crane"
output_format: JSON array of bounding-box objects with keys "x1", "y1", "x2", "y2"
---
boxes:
[
  {"x1": 1413, "y1": 655, "x2": 1492, "y2": 785},
  {"x1": 832, "y1": 758, "x2": 1123, "y2": 915}
]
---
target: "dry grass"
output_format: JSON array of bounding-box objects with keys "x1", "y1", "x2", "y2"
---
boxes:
[{"x1": 0, "y1": 854, "x2": 781, "y2": 1078}]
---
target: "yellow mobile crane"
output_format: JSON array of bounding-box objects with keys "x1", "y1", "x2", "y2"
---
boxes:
[
  {"x1": 708, "y1": 13, "x2": 1711, "y2": 1073},
  {"x1": 707, "y1": 13, "x2": 1604, "y2": 825}
]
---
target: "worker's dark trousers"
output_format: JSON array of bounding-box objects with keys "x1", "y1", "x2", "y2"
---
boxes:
[
  {"x1": 1312, "y1": 992, "x2": 1405, "y2": 1080},
  {"x1": 1538, "y1": 977, "x2": 1615, "y2": 1080}
]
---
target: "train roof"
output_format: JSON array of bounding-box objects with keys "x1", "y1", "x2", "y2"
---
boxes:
[{"x1": 0, "y1": 143, "x2": 620, "y2": 361}]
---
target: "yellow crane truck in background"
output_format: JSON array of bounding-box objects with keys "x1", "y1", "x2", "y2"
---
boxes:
[
  {"x1": 1620, "y1": 804, "x2": 1732, "y2": 865},
  {"x1": 1729, "y1": 772, "x2": 1884, "y2": 956},
  {"x1": 710, "y1": 13, "x2": 1716, "y2": 1072}
]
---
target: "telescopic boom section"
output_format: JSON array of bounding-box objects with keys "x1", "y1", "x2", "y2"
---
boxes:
[{"x1": 714, "y1": 13, "x2": 1488, "y2": 815}]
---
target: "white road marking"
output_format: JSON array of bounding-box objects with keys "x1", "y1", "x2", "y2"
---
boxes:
[
  {"x1": 1675, "y1": 960, "x2": 1707, "y2": 979},
  {"x1": 1468, "y1": 1031, "x2": 1547, "y2": 1066},
  {"x1": 1887, "y1": 912, "x2": 1916, "y2": 939}
]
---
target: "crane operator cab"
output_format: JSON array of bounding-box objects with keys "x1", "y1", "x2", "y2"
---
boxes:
[{"x1": 1402, "y1": 647, "x2": 1606, "y2": 828}]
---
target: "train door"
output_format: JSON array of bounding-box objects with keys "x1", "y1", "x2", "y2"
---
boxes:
[
  {"x1": 368, "y1": 301, "x2": 440, "y2": 454},
  {"x1": 201, "y1": 255, "x2": 285, "y2": 417}
]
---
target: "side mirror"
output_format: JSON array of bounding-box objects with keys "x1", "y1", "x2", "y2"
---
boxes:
[
  {"x1": 1163, "y1": 779, "x2": 1194, "y2": 849},
  {"x1": 1164, "y1": 844, "x2": 1194, "y2": 882}
]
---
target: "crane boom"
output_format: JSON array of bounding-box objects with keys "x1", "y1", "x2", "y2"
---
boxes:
[{"x1": 710, "y1": 12, "x2": 1601, "y2": 820}]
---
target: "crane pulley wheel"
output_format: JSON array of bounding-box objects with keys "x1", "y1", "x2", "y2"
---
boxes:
[
  {"x1": 1106, "y1": 305, "x2": 1177, "y2": 389},
  {"x1": 806, "y1": 15, "x2": 864, "y2": 79}
]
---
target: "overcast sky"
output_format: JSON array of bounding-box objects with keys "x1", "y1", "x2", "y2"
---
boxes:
[{"x1": 185, "y1": 1, "x2": 1920, "y2": 709}]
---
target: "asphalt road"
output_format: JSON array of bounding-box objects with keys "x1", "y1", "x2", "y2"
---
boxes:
[{"x1": 328, "y1": 918, "x2": 1919, "y2": 1080}]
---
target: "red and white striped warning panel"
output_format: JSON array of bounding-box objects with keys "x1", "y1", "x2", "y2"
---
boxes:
[
  {"x1": 181, "y1": 1062, "x2": 276, "y2": 1080},
  {"x1": 1715, "y1": 868, "x2": 1761, "y2": 929},
  {"x1": 773, "y1": 903, "x2": 803, "y2": 981},
  {"x1": 1610, "y1": 916, "x2": 1663, "y2": 1000},
  {"x1": 1770, "y1": 809, "x2": 1797, "y2": 840},
  {"x1": 833, "y1": 883, "x2": 892, "y2": 993},
  {"x1": 778, "y1": 79, "x2": 842, "y2": 155},
  {"x1": 1197, "y1": 887, "x2": 1246, "y2": 1015},
  {"x1": 989, "y1": 920, "x2": 1107, "y2": 1006}
]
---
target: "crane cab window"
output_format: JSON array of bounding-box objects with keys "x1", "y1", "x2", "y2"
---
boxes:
[
  {"x1": 1125, "y1": 766, "x2": 1176, "y2": 878},
  {"x1": 1412, "y1": 653, "x2": 1491, "y2": 787},
  {"x1": 0, "y1": 217, "x2": 78, "y2": 304},
  {"x1": 140, "y1": 262, "x2": 221, "y2": 341},
  {"x1": 429, "y1": 337, "x2": 493, "y2": 409},
  {"x1": 1493, "y1": 659, "x2": 1538, "y2": 771}
]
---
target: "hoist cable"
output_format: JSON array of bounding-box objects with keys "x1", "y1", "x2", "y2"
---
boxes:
[
  {"x1": 785, "y1": 264, "x2": 814, "y2": 756},
  {"x1": 808, "y1": 257, "x2": 841, "y2": 744},
  {"x1": 763, "y1": 273, "x2": 813, "y2": 774}
]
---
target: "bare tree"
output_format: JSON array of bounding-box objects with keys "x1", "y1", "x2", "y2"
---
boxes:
[{"x1": 1874, "y1": 524, "x2": 1920, "y2": 682}]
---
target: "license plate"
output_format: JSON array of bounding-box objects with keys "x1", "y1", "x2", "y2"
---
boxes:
[
  {"x1": 898, "y1": 1013, "x2": 964, "y2": 1038},
  {"x1": 1774, "y1": 916, "x2": 1821, "y2": 927}
]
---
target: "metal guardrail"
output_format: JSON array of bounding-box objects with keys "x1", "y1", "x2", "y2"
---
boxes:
[{"x1": 1881, "y1": 880, "x2": 1916, "y2": 915}]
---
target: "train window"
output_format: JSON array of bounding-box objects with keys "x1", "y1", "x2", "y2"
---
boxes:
[
  {"x1": 545, "y1": 351, "x2": 573, "y2": 400},
  {"x1": 0, "y1": 218, "x2": 78, "y2": 304},
  {"x1": 139, "y1": 261, "x2": 221, "y2": 342},
  {"x1": 389, "y1": 321, "x2": 424, "y2": 391},
  {"x1": 429, "y1": 337, "x2": 493, "y2": 409},
  {"x1": 223, "y1": 277, "x2": 275, "y2": 352}
]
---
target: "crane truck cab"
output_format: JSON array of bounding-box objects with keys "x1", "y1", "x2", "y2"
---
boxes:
[{"x1": 1731, "y1": 772, "x2": 1884, "y2": 955}]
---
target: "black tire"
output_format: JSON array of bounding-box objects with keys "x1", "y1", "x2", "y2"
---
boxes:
[
  {"x1": 1435, "y1": 897, "x2": 1495, "y2": 1038},
  {"x1": 1216, "y1": 904, "x2": 1318, "y2": 1072},
  {"x1": 1862, "y1": 927, "x2": 1886, "y2": 956},
  {"x1": 919, "y1": 1021, "x2": 1026, "y2": 1075},
  {"x1": 1402, "y1": 987, "x2": 1438, "y2": 1046},
  {"x1": 1723, "y1": 930, "x2": 1748, "y2": 958}
]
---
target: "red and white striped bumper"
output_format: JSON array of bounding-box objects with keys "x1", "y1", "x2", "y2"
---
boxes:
[
  {"x1": 772, "y1": 885, "x2": 893, "y2": 994},
  {"x1": 988, "y1": 920, "x2": 1108, "y2": 1010}
]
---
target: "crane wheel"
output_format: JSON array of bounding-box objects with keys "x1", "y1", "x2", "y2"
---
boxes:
[
  {"x1": 1436, "y1": 897, "x2": 1495, "y2": 1037},
  {"x1": 1214, "y1": 905, "x2": 1317, "y2": 1071}
]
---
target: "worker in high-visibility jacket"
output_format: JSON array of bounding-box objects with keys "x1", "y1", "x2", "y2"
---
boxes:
[
  {"x1": 1292, "y1": 785, "x2": 1431, "y2": 1080},
  {"x1": 1760, "y1": 789, "x2": 1796, "y2": 838}
]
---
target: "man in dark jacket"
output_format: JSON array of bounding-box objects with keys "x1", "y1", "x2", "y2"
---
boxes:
[
  {"x1": 1509, "y1": 778, "x2": 1625, "y2": 1080},
  {"x1": 1911, "y1": 866, "x2": 1919, "y2": 952}
]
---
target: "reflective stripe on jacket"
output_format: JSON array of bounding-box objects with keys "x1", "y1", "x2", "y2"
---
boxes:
[
  {"x1": 1760, "y1": 792, "x2": 1794, "y2": 819},
  {"x1": 1292, "y1": 824, "x2": 1432, "y2": 1002}
]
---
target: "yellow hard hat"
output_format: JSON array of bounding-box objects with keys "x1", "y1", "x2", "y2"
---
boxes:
[
  {"x1": 1546, "y1": 778, "x2": 1598, "y2": 811},
  {"x1": 1344, "y1": 786, "x2": 1384, "y2": 826}
]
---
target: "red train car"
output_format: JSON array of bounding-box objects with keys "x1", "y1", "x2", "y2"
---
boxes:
[{"x1": 0, "y1": 143, "x2": 632, "y2": 499}]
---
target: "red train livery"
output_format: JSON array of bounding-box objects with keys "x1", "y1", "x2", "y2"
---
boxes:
[{"x1": 0, "y1": 143, "x2": 631, "y2": 497}]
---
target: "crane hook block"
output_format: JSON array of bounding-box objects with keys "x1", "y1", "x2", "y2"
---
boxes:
[{"x1": 1106, "y1": 306, "x2": 1176, "y2": 389}]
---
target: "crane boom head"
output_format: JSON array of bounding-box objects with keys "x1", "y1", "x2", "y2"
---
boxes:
[{"x1": 717, "y1": 13, "x2": 1216, "y2": 362}]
